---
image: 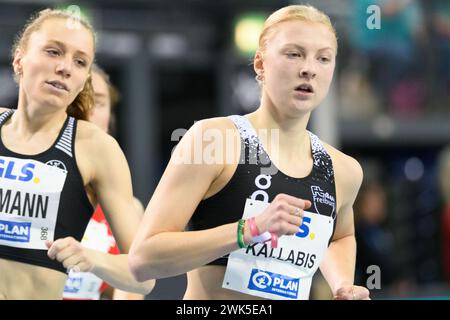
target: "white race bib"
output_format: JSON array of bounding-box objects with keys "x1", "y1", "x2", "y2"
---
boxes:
[
  {"x1": 0, "y1": 156, "x2": 67, "y2": 249},
  {"x1": 64, "y1": 270, "x2": 102, "y2": 300},
  {"x1": 223, "y1": 199, "x2": 334, "y2": 300}
]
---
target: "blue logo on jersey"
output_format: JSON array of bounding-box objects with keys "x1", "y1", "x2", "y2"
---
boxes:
[
  {"x1": 295, "y1": 216, "x2": 312, "y2": 238},
  {"x1": 247, "y1": 269, "x2": 299, "y2": 299},
  {"x1": 0, "y1": 159, "x2": 35, "y2": 182},
  {"x1": 0, "y1": 220, "x2": 31, "y2": 242},
  {"x1": 64, "y1": 275, "x2": 82, "y2": 294}
]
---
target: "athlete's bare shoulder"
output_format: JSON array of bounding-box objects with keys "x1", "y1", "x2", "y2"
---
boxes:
[
  {"x1": 75, "y1": 119, "x2": 117, "y2": 147},
  {"x1": 323, "y1": 142, "x2": 363, "y2": 200},
  {"x1": 74, "y1": 119, "x2": 129, "y2": 188},
  {"x1": 75, "y1": 119, "x2": 124, "y2": 167},
  {"x1": 167, "y1": 116, "x2": 241, "y2": 185},
  {"x1": 192, "y1": 116, "x2": 238, "y2": 132},
  {"x1": 173, "y1": 116, "x2": 240, "y2": 162}
]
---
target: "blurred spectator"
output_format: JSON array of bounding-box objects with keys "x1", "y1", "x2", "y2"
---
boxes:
[
  {"x1": 348, "y1": 0, "x2": 425, "y2": 117},
  {"x1": 354, "y1": 180, "x2": 398, "y2": 290},
  {"x1": 430, "y1": 1, "x2": 450, "y2": 111},
  {"x1": 437, "y1": 146, "x2": 450, "y2": 283}
]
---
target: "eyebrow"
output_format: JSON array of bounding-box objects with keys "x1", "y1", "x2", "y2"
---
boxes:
[
  {"x1": 283, "y1": 43, "x2": 334, "y2": 53},
  {"x1": 46, "y1": 40, "x2": 91, "y2": 59}
]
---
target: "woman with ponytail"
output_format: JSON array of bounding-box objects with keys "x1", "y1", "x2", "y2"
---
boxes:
[{"x1": 0, "y1": 9, "x2": 153, "y2": 299}]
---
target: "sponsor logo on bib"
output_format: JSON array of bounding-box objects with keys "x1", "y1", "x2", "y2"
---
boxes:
[
  {"x1": 0, "y1": 220, "x2": 31, "y2": 242},
  {"x1": 247, "y1": 268, "x2": 299, "y2": 299},
  {"x1": 295, "y1": 216, "x2": 316, "y2": 240},
  {"x1": 0, "y1": 159, "x2": 36, "y2": 183}
]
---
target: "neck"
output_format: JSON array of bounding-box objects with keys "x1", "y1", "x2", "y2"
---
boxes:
[
  {"x1": 12, "y1": 89, "x2": 68, "y2": 136},
  {"x1": 248, "y1": 99, "x2": 312, "y2": 155}
]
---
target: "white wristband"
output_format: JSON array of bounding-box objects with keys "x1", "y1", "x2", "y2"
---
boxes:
[{"x1": 251, "y1": 231, "x2": 272, "y2": 243}]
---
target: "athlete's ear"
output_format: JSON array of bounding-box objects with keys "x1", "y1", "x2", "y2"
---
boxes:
[
  {"x1": 12, "y1": 48, "x2": 24, "y2": 78},
  {"x1": 254, "y1": 51, "x2": 264, "y2": 79}
]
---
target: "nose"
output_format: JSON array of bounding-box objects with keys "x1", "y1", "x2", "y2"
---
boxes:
[
  {"x1": 55, "y1": 58, "x2": 72, "y2": 78},
  {"x1": 299, "y1": 58, "x2": 316, "y2": 80}
]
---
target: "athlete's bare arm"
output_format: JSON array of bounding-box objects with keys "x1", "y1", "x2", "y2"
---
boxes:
[
  {"x1": 47, "y1": 121, "x2": 154, "y2": 294},
  {"x1": 81, "y1": 122, "x2": 141, "y2": 251},
  {"x1": 319, "y1": 146, "x2": 370, "y2": 300},
  {"x1": 129, "y1": 118, "x2": 233, "y2": 281},
  {"x1": 129, "y1": 118, "x2": 311, "y2": 282}
]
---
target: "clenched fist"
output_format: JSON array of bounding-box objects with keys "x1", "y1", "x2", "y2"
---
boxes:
[
  {"x1": 46, "y1": 237, "x2": 95, "y2": 273},
  {"x1": 333, "y1": 285, "x2": 370, "y2": 300}
]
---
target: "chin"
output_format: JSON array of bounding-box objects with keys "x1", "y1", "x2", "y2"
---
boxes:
[
  {"x1": 292, "y1": 102, "x2": 316, "y2": 114},
  {"x1": 40, "y1": 98, "x2": 67, "y2": 112}
]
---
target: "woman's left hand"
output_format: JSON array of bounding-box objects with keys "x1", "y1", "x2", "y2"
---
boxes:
[
  {"x1": 46, "y1": 237, "x2": 95, "y2": 273},
  {"x1": 333, "y1": 285, "x2": 371, "y2": 300}
]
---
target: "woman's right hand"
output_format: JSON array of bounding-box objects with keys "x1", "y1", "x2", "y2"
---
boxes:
[{"x1": 246, "y1": 194, "x2": 312, "y2": 242}]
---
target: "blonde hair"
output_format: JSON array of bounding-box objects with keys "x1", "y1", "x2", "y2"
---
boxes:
[
  {"x1": 258, "y1": 5, "x2": 338, "y2": 55},
  {"x1": 12, "y1": 8, "x2": 96, "y2": 120}
]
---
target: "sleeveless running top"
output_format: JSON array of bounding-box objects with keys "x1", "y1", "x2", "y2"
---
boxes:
[
  {"x1": 189, "y1": 115, "x2": 337, "y2": 266},
  {"x1": 0, "y1": 109, "x2": 93, "y2": 273}
]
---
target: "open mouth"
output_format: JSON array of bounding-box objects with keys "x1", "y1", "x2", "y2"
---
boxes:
[
  {"x1": 46, "y1": 81, "x2": 68, "y2": 92},
  {"x1": 295, "y1": 83, "x2": 314, "y2": 94}
]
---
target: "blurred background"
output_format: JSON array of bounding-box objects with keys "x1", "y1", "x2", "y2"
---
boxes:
[{"x1": 0, "y1": 0, "x2": 449, "y2": 299}]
